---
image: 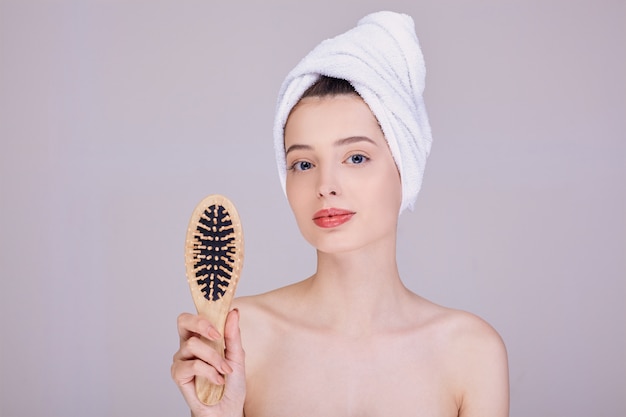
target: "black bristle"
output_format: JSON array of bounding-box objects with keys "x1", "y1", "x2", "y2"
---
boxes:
[{"x1": 192, "y1": 204, "x2": 236, "y2": 301}]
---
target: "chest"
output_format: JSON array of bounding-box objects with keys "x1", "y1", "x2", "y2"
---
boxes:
[{"x1": 243, "y1": 331, "x2": 458, "y2": 417}]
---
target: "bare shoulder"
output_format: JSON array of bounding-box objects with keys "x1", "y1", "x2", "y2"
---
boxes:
[
  {"x1": 439, "y1": 305, "x2": 505, "y2": 353},
  {"x1": 230, "y1": 283, "x2": 307, "y2": 380},
  {"x1": 232, "y1": 282, "x2": 301, "y2": 323},
  {"x1": 411, "y1": 296, "x2": 505, "y2": 351},
  {"x1": 231, "y1": 282, "x2": 304, "y2": 342},
  {"x1": 442, "y1": 307, "x2": 509, "y2": 384},
  {"x1": 417, "y1": 299, "x2": 509, "y2": 416}
]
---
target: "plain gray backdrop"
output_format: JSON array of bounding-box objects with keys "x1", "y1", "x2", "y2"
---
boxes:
[{"x1": 1, "y1": 1, "x2": 624, "y2": 416}]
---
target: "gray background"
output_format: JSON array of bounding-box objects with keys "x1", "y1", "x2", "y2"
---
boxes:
[{"x1": 1, "y1": 1, "x2": 624, "y2": 416}]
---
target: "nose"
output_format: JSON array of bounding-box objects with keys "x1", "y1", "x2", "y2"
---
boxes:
[
  {"x1": 316, "y1": 164, "x2": 340, "y2": 198},
  {"x1": 318, "y1": 188, "x2": 337, "y2": 197}
]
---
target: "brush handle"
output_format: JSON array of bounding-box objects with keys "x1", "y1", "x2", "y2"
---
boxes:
[
  {"x1": 195, "y1": 337, "x2": 226, "y2": 405},
  {"x1": 194, "y1": 298, "x2": 230, "y2": 405}
]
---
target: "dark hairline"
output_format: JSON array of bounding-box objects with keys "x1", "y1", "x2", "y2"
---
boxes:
[{"x1": 300, "y1": 76, "x2": 360, "y2": 99}]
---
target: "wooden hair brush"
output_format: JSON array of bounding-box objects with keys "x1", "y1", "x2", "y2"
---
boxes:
[{"x1": 184, "y1": 194, "x2": 244, "y2": 405}]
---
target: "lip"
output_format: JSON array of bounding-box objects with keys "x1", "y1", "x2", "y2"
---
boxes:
[{"x1": 312, "y1": 208, "x2": 356, "y2": 228}]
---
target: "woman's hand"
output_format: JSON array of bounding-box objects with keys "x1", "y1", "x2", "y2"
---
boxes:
[{"x1": 171, "y1": 309, "x2": 246, "y2": 417}]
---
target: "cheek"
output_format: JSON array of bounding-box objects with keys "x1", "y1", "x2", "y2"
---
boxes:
[
  {"x1": 285, "y1": 181, "x2": 298, "y2": 212},
  {"x1": 364, "y1": 165, "x2": 402, "y2": 210},
  {"x1": 286, "y1": 178, "x2": 309, "y2": 220},
  {"x1": 381, "y1": 180, "x2": 402, "y2": 216},
  {"x1": 383, "y1": 159, "x2": 403, "y2": 208},
  {"x1": 285, "y1": 179, "x2": 320, "y2": 246},
  {"x1": 389, "y1": 172, "x2": 402, "y2": 208}
]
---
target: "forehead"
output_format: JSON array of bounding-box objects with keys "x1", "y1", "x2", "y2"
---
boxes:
[{"x1": 284, "y1": 95, "x2": 384, "y2": 147}]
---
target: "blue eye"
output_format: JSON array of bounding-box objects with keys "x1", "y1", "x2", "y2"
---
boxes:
[
  {"x1": 346, "y1": 154, "x2": 368, "y2": 164},
  {"x1": 291, "y1": 161, "x2": 314, "y2": 171}
]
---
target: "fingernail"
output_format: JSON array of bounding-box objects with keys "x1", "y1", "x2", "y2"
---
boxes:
[
  {"x1": 222, "y1": 362, "x2": 233, "y2": 374},
  {"x1": 208, "y1": 327, "x2": 222, "y2": 340}
]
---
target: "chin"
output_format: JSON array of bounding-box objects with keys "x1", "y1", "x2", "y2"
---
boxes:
[
  {"x1": 305, "y1": 233, "x2": 371, "y2": 255},
  {"x1": 298, "y1": 216, "x2": 397, "y2": 255},
  {"x1": 302, "y1": 232, "x2": 346, "y2": 253}
]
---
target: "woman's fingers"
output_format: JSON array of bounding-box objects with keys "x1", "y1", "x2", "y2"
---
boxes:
[
  {"x1": 177, "y1": 336, "x2": 232, "y2": 375},
  {"x1": 177, "y1": 312, "x2": 222, "y2": 342},
  {"x1": 171, "y1": 356, "x2": 226, "y2": 386},
  {"x1": 172, "y1": 309, "x2": 246, "y2": 414},
  {"x1": 171, "y1": 360, "x2": 221, "y2": 412}
]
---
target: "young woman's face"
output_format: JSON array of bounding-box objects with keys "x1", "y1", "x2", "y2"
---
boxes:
[{"x1": 284, "y1": 94, "x2": 402, "y2": 254}]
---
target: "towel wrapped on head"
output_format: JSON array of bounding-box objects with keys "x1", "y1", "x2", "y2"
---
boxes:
[{"x1": 273, "y1": 11, "x2": 433, "y2": 213}]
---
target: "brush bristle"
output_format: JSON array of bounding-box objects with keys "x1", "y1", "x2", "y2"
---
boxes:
[{"x1": 191, "y1": 204, "x2": 237, "y2": 302}]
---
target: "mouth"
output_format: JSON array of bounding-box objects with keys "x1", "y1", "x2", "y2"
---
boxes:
[{"x1": 312, "y1": 208, "x2": 356, "y2": 228}]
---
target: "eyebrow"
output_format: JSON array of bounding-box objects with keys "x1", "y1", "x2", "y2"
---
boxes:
[{"x1": 285, "y1": 136, "x2": 377, "y2": 156}]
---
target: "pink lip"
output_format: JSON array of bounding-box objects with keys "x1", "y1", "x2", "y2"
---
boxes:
[{"x1": 312, "y1": 208, "x2": 355, "y2": 228}]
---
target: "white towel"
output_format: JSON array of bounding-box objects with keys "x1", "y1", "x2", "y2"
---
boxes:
[{"x1": 273, "y1": 11, "x2": 433, "y2": 213}]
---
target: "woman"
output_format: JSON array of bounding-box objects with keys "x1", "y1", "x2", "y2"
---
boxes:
[{"x1": 172, "y1": 11, "x2": 509, "y2": 417}]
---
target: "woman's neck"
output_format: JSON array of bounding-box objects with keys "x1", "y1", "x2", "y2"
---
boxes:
[{"x1": 298, "y1": 240, "x2": 413, "y2": 336}]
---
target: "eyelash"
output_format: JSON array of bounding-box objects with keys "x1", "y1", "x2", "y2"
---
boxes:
[
  {"x1": 345, "y1": 153, "x2": 370, "y2": 165},
  {"x1": 288, "y1": 160, "x2": 314, "y2": 172},
  {"x1": 287, "y1": 153, "x2": 370, "y2": 172}
]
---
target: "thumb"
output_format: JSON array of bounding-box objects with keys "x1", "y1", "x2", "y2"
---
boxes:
[
  {"x1": 224, "y1": 308, "x2": 245, "y2": 366},
  {"x1": 221, "y1": 308, "x2": 246, "y2": 406}
]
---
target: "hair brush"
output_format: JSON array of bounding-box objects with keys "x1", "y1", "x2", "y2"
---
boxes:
[{"x1": 184, "y1": 194, "x2": 244, "y2": 405}]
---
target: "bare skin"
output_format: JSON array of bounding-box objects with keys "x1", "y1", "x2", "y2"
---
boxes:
[{"x1": 172, "y1": 95, "x2": 509, "y2": 417}]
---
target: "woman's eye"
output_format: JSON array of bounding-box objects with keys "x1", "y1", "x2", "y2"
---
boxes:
[
  {"x1": 291, "y1": 161, "x2": 313, "y2": 171},
  {"x1": 346, "y1": 154, "x2": 368, "y2": 165}
]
